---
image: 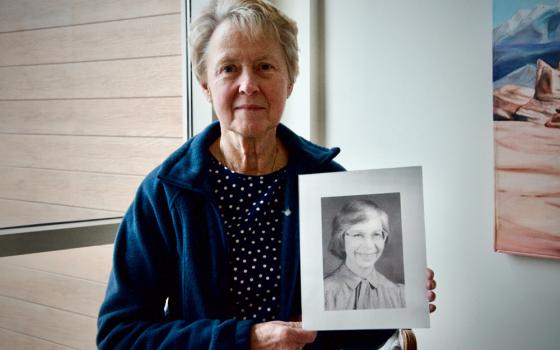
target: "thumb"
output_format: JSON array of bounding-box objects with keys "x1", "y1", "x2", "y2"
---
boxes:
[{"x1": 290, "y1": 327, "x2": 317, "y2": 344}]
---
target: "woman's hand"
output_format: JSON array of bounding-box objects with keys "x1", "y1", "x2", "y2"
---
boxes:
[
  {"x1": 426, "y1": 268, "x2": 437, "y2": 313},
  {"x1": 250, "y1": 321, "x2": 317, "y2": 350}
]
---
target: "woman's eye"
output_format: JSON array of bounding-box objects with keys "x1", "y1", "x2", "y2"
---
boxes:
[
  {"x1": 259, "y1": 63, "x2": 272, "y2": 71},
  {"x1": 375, "y1": 231, "x2": 387, "y2": 240},
  {"x1": 222, "y1": 65, "x2": 236, "y2": 73}
]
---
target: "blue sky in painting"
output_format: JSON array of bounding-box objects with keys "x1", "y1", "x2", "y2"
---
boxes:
[{"x1": 493, "y1": 0, "x2": 560, "y2": 27}]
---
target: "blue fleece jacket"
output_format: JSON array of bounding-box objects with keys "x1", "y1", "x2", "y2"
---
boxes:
[{"x1": 97, "y1": 122, "x2": 394, "y2": 349}]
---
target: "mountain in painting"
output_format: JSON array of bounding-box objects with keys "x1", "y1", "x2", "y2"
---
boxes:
[
  {"x1": 493, "y1": 3, "x2": 560, "y2": 82},
  {"x1": 494, "y1": 63, "x2": 536, "y2": 89},
  {"x1": 494, "y1": 4, "x2": 560, "y2": 45}
]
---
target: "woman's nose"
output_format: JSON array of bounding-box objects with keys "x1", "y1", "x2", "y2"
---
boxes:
[
  {"x1": 238, "y1": 70, "x2": 259, "y2": 95},
  {"x1": 362, "y1": 237, "x2": 377, "y2": 250}
]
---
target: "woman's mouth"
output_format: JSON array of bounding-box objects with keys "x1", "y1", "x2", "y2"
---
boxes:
[
  {"x1": 235, "y1": 104, "x2": 265, "y2": 110},
  {"x1": 354, "y1": 252, "x2": 378, "y2": 260}
]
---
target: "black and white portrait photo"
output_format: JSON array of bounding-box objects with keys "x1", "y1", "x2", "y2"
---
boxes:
[
  {"x1": 321, "y1": 193, "x2": 406, "y2": 311},
  {"x1": 299, "y1": 166, "x2": 429, "y2": 330}
]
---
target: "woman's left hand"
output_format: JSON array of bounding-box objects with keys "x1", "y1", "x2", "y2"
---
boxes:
[{"x1": 426, "y1": 268, "x2": 437, "y2": 313}]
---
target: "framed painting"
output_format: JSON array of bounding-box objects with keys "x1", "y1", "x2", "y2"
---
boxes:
[
  {"x1": 493, "y1": 0, "x2": 560, "y2": 259},
  {"x1": 298, "y1": 167, "x2": 429, "y2": 330}
]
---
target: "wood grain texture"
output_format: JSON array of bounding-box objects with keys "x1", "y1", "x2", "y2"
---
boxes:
[
  {"x1": 0, "y1": 0, "x2": 180, "y2": 32},
  {"x1": 0, "y1": 98, "x2": 183, "y2": 137},
  {"x1": 0, "y1": 198, "x2": 120, "y2": 228},
  {"x1": 0, "y1": 55, "x2": 182, "y2": 100},
  {"x1": 0, "y1": 244, "x2": 114, "y2": 283},
  {"x1": 0, "y1": 328, "x2": 73, "y2": 350},
  {"x1": 0, "y1": 264, "x2": 107, "y2": 317},
  {"x1": 0, "y1": 134, "x2": 182, "y2": 175},
  {"x1": 0, "y1": 167, "x2": 142, "y2": 211},
  {"x1": 0, "y1": 295, "x2": 97, "y2": 350},
  {"x1": 0, "y1": 14, "x2": 181, "y2": 66},
  {"x1": 0, "y1": 246, "x2": 114, "y2": 349}
]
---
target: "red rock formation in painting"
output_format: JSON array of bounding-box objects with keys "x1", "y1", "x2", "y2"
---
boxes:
[
  {"x1": 545, "y1": 111, "x2": 560, "y2": 129},
  {"x1": 534, "y1": 59, "x2": 560, "y2": 102}
]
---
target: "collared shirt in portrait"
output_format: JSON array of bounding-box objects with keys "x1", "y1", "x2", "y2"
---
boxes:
[{"x1": 323, "y1": 263, "x2": 406, "y2": 311}]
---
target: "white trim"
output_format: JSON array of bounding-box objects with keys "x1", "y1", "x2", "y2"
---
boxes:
[{"x1": 181, "y1": 0, "x2": 190, "y2": 140}]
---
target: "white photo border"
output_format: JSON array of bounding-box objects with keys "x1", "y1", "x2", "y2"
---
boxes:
[{"x1": 299, "y1": 166, "x2": 429, "y2": 330}]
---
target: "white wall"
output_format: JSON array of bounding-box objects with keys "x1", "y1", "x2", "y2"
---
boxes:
[{"x1": 321, "y1": 0, "x2": 560, "y2": 349}]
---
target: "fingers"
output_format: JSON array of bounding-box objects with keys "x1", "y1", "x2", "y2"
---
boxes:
[
  {"x1": 429, "y1": 303, "x2": 437, "y2": 313},
  {"x1": 426, "y1": 267, "x2": 437, "y2": 314},
  {"x1": 250, "y1": 321, "x2": 316, "y2": 350},
  {"x1": 287, "y1": 322, "x2": 317, "y2": 344},
  {"x1": 294, "y1": 330, "x2": 317, "y2": 345},
  {"x1": 426, "y1": 268, "x2": 436, "y2": 290},
  {"x1": 426, "y1": 279, "x2": 436, "y2": 290},
  {"x1": 426, "y1": 267, "x2": 434, "y2": 279},
  {"x1": 427, "y1": 290, "x2": 436, "y2": 303}
]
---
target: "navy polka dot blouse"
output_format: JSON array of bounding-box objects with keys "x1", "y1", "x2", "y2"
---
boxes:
[{"x1": 208, "y1": 156, "x2": 287, "y2": 322}]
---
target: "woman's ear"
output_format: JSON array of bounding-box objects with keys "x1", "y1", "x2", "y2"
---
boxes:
[
  {"x1": 201, "y1": 82, "x2": 212, "y2": 102},
  {"x1": 287, "y1": 82, "x2": 294, "y2": 97}
]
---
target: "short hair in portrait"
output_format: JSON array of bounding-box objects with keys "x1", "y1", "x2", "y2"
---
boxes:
[{"x1": 321, "y1": 193, "x2": 406, "y2": 311}]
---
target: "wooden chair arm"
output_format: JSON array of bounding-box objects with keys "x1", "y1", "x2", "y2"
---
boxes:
[{"x1": 400, "y1": 329, "x2": 417, "y2": 350}]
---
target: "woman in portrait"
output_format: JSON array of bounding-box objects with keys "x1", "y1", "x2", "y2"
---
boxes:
[
  {"x1": 324, "y1": 200, "x2": 405, "y2": 311},
  {"x1": 96, "y1": 0, "x2": 436, "y2": 349}
]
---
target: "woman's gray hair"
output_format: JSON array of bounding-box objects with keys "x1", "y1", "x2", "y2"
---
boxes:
[
  {"x1": 189, "y1": 0, "x2": 299, "y2": 84},
  {"x1": 328, "y1": 199, "x2": 390, "y2": 260}
]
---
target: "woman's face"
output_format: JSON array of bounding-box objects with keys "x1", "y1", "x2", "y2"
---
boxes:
[
  {"x1": 343, "y1": 211, "x2": 388, "y2": 271},
  {"x1": 202, "y1": 20, "x2": 293, "y2": 138}
]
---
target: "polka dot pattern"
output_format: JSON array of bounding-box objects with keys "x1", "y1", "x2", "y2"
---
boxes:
[{"x1": 208, "y1": 156, "x2": 286, "y2": 322}]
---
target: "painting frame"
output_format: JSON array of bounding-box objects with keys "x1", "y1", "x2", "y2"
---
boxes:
[
  {"x1": 492, "y1": 0, "x2": 560, "y2": 260},
  {"x1": 298, "y1": 166, "x2": 429, "y2": 330}
]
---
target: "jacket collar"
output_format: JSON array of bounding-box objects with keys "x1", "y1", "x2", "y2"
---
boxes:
[
  {"x1": 336, "y1": 263, "x2": 389, "y2": 290},
  {"x1": 157, "y1": 121, "x2": 340, "y2": 190}
]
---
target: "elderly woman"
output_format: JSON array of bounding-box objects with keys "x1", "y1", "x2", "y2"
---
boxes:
[
  {"x1": 97, "y1": 0, "x2": 436, "y2": 349},
  {"x1": 324, "y1": 200, "x2": 405, "y2": 311}
]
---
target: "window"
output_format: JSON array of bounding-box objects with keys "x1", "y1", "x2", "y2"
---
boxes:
[{"x1": 0, "y1": 0, "x2": 184, "y2": 234}]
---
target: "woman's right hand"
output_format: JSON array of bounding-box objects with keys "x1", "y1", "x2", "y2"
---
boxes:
[{"x1": 250, "y1": 321, "x2": 317, "y2": 350}]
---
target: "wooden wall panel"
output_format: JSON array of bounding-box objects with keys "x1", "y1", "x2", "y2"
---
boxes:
[
  {"x1": 0, "y1": 134, "x2": 182, "y2": 175},
  {"x1": 0, "y1": 296, "x2": 97, "y2": 350},
  {"x1": 0, "y1": 328, "x2": 73, "y2": 350},
  {"x1": 0, "y1": 199, "x2": 120, "y2": 228},
  {"x1": 0, "y1": 0, "x2": 182, "y2": 346},
  {"x1": 0, "y1": 56, "x2": 182, "y2": 100},
  {"x1": 0, "y1": 245, "x2": 114, "y2": 283},
  {"x1": 0, "y1": 0, "x2": 180, "y2": 32},
  {"x1": 0, "y1": 167, "x2": 142, "y2": 211},
  {"x1": 0, "y1": 0, "x2": 184, "y2": 230},
  {"x1": 0, "y1": 98, "x2": 183, "y2": 137},
  {"x1": 0, "y1": 245, "x2": 113, "y2": 349},
  {"x1": 0, "y1": 264, "x2": 106, "y2": 317},
  {"x1": 0, "y1": 14, "x2": 181, "y2": 66}
]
